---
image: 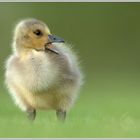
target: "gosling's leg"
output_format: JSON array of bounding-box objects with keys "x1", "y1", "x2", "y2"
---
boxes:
[
  {"x1": 56, "y1": 109, "x2": 66, "y2": 122},
  {"x1": 26, "y1": 109, "x2": 36, "y2": 121}
]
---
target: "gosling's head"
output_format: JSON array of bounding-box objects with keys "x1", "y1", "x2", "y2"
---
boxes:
[{"x1": 13, "y1": 18, "x2": 64, "y2": 52}]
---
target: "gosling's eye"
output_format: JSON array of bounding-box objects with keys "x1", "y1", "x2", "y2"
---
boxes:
[{"x1": 33, "y1": 29, "x2": 43, "y2": 36}]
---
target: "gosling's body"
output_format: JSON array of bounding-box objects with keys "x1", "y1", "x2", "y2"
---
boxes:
[
  {"x1": 6, "y1": 43, "x2": 81, "y2": 111},
  {"x1": 5, "y1": 19, "x2": 82, "y2": 120}
]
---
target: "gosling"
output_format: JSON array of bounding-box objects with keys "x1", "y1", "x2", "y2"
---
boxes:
[{"x1": 5, "y1": 18, "x2": 83, "y2": 121}]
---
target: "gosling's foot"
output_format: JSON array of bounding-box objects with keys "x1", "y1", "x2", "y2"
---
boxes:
[
  {"x1": 27, "y1": 109, "x2": 36, "y2": 121},
  {"x1": 56, "y1": 109, "x2": 66, "y2": 122}
]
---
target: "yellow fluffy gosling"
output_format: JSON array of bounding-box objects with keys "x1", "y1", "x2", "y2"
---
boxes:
[{"x1": 5, "y1": 18, "x2": 83, "y2": 121}]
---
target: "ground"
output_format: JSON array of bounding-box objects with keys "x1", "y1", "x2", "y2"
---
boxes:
[{"x1": 0, "y1": 75, "x2": 140, "y2": 138}]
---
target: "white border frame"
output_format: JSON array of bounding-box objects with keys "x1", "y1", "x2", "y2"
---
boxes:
[
  {"x1": 0, "y1": 0, "x2": 140, "y2": 2},
  {"x1": 0, "y1": 1, "x2": 140, "y2": 139}
]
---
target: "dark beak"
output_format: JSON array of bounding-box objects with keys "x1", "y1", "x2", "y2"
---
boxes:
[
  {"x1": 48, "y1": 34, "x2": 65, "y2": 43},
  {"x1": 45, "y1": 34, "x2": 65, "y2": 55}
]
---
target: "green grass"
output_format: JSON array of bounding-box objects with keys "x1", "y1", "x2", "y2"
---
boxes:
[{"x1": 1, "y1": 79, "x2": 140, "y2": 138}]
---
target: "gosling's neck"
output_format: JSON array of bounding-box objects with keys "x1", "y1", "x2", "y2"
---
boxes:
[{"x1": 12, "y1": 41, "x2": 33, "y2": 59}]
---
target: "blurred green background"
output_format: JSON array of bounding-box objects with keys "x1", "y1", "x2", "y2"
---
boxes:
[{"x1": 0, "y1": 2, "x2": 140, "y2": 138}]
